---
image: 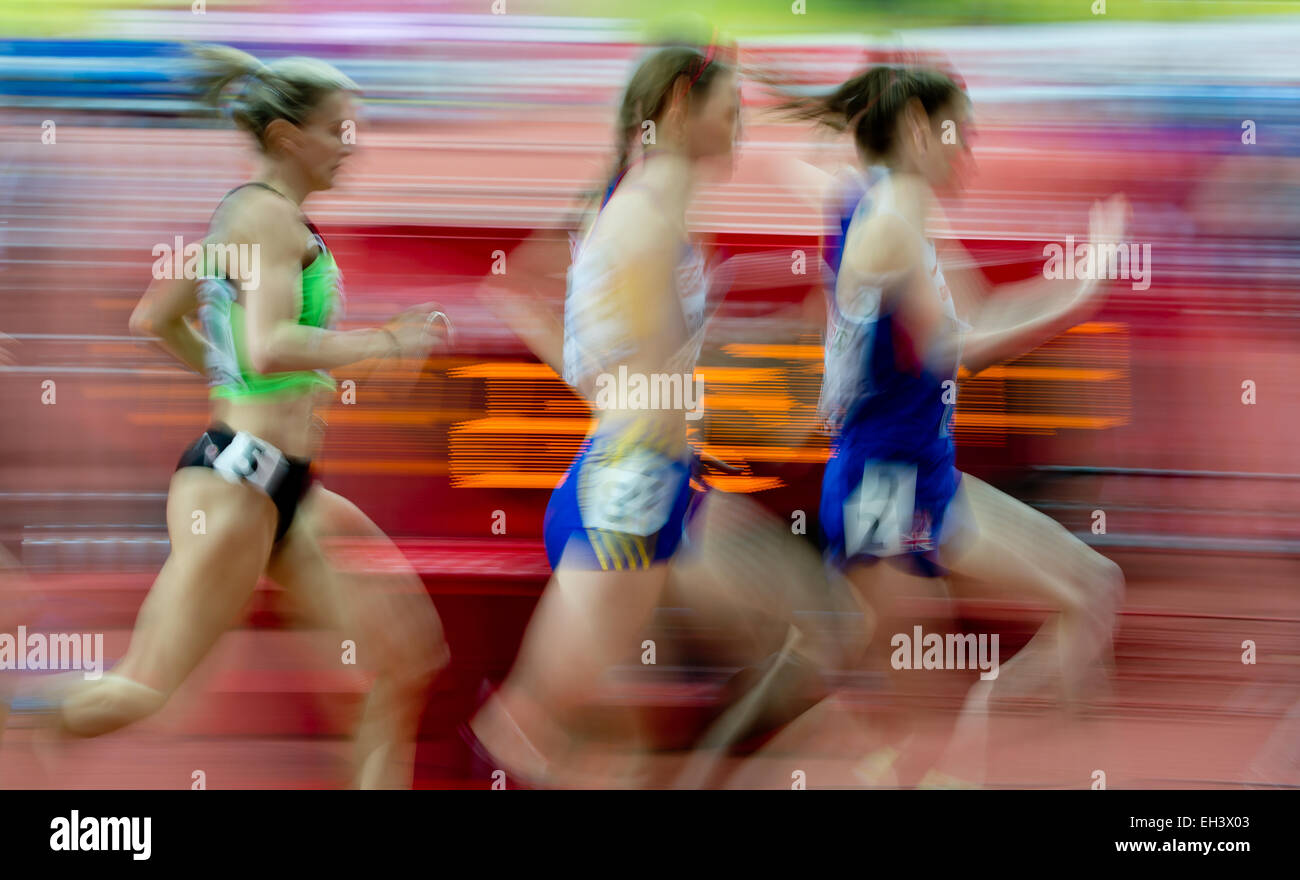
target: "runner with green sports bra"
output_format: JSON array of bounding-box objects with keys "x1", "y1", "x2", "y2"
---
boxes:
[
  {"x1": 200, "y1": 180, "x2": 345, "y2": 402},
  {"x1": 26, "y1": 45, "x2": 452, "y2": 789},
  {"x1": 176, "y1": 180, "x2": 348, "y2": 543}
]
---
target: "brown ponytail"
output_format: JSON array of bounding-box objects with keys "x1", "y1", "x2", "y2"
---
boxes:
[
  {"x1": 784, "y1": 65, "x2": 962, "y2": 161},
  {"x1": 581, "y1": 43, "x2": 732, "y2": 213}
]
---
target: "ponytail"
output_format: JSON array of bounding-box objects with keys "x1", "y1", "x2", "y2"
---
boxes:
[
  {"x1": 188, "y1": 43, "x2": 359, "y2": 150},
  {"x1": 783, "y1": 65, "x2": 962, "y2": 161},
  {"x1": 582, "y1": 42, "x2": 731, "y2": 214}
]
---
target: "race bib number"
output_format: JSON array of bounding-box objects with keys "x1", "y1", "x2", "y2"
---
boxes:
[
  {"x1": 212, "y1": 431, "x2": 289, "y2": 496},
  {"x1": 844, "y1": 461, "x2": 917, "y2": 557},
  {"x1": 580, "y1": 451, "x2": 678, "y2": 537}
]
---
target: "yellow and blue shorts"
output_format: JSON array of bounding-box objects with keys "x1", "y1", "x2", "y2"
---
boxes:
[{"x1": 543, "y1": 436, "x2": 698, "y2": 571}]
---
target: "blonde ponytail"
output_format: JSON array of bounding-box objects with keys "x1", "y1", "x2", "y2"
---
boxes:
[{"x1": 187, "y1": 43, "x2": 359, "y2": 149}]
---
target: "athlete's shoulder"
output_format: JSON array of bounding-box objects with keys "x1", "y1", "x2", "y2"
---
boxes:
[
  {"x1": 212, "y1": 185, "x2": 302, "y2": 253},
  {"x1": 843, "y1": 209, "x2": 923, "y2": 280},
  {"x1": 586, "y1": 188, "x2": 678, "y2": 264},
  {"x1": 214, "y1": 181, "x2": 295, "y2": 216}
]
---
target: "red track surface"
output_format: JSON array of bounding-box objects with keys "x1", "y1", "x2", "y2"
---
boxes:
[{"x1": 2, "y1": 546, "x2": 1296, "y2": 789}]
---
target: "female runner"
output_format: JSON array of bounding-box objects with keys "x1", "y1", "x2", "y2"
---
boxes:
[
  {"x1": 38, "y1": 46, "x2": 451, "y2": 789},
  {"x1": 801, "y1": 64, "x2": 1128, "y2": 782},
  {"x1": 466, "y1": 43, "x2": 751, "y2": 786}
]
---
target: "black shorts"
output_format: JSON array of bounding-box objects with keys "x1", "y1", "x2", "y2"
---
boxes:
[{"x1": 175, "y1": 424, "x2": 314, "y2": 543}]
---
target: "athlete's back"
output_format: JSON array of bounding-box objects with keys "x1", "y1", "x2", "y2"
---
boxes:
[
  {"x1": 820, "y1": 171, "x2": 967, "y2": 570},
  {"x1": 562, "y1": 183, "x2": 709, "y2": 398},
  {"x1": 821, "y1": 170, "x2": 963, "y2": 454}
]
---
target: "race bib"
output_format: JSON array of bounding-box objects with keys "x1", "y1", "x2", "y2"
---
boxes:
[
  {"x1": 580, "y1": 450, "x2": 678, "y2": 537},
  {"x1": 212, "y1": 431, "x2": 290, "y2": 496},
  {"x1": 844, "y1": 461, "x2": 917, "y2": 557}
]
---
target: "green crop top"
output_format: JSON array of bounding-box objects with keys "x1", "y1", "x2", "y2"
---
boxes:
[{"x1": 196, "y1": 183, "x2": 344, "y2": 400}]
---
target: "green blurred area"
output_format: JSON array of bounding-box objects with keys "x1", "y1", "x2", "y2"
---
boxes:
[
  {"x1": 566, "y1": 0, "x2": 1300, "y2": 34},
  {"x1": 0, "y1": 0, "x2": 187, "y2": 36}
]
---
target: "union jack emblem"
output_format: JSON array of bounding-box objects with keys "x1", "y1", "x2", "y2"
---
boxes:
[{"x1": 901, "y1": 510, "x2": 934, "y2": 553}]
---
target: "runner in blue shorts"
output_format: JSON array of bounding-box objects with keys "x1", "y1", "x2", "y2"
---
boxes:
[
  {"x1": 794, "y1": 63, "x2": 1129, "y2": 783},
  {"x1": 465, "y1": 41, "x2": 744, "y2": 787}
]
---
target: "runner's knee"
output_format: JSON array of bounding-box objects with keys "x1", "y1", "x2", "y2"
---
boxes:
[
  {"x1": 380, "y1": 625, "x2": 450, "y2": 695},
  {"x1": 1081, "y1": 551, "x2": 1125, "y2": 615}
]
